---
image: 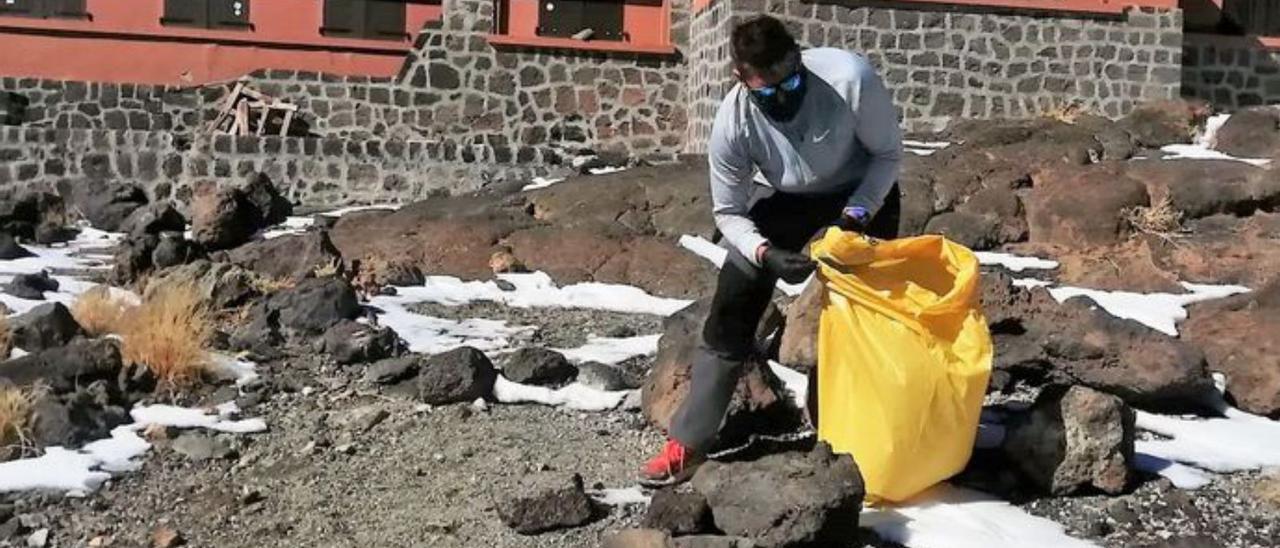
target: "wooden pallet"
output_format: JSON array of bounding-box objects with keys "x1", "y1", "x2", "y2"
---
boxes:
[{"x1": 207, "y1": 82, "x2": 298, "y2": 136}]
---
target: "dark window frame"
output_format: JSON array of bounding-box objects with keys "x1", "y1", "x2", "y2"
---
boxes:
[
  {"x1": 321, "y1": 0, "x2": 409, "y2": 41},
  {"x1": 0, "y1": 0, "x2": 90, "y2": 20},
  {"x1": 160, "y1": 0, "x2": 254, "y2": 31}
]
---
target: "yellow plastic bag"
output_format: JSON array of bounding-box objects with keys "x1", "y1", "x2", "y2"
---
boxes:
[{"x1": 810, "y1": 228, "x2": 992, "y2": 503}]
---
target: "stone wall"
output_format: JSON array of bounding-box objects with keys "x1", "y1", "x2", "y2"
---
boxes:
[
  {"x1": 1182, "y1": 34, "x2": 1280, "y2": 109},
  {"x1": 684, "y1": 0, "x2": 1184, "y2": 151},
  {"x1": 0, "y1": 126, "x2": 540, "y2": 207},
  {"x1": 0, "y1": 77, "x2": 202, "y2": 132}
]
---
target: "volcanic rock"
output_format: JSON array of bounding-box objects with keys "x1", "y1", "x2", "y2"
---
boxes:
[
  {"x1": 501, "y1": 347, "x2": 577, "y2": 387},
  {"x1": 9, "y1": 302, "x2": 84, "y2": 352},
  {"x1": 3, "y1": 272, "x2": 59, "y2": 301},
  {"x1": 496, "y1": 473, "x2": 595, "y2": 535},
  {"x1": 1003, "y1": 384, "x2": 1135, "y2": 495}
]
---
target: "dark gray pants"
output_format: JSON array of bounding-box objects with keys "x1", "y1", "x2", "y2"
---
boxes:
[{"x1": 669, "y1": 186, "x2": 901, "y2": 453}]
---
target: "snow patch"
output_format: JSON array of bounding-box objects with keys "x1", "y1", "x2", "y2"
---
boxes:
[
  {"x1": 588, "y1": 166, "x2": 628, "y2": 175},
  {"x1": 1159, "y1": 143, "x2": 1270, "y2": 167},
  {"x1": 492, "y1": 376, "x2": 633, "y2": 411},
  {"x1": 130, "y1": 404, "x2": 268, "y2": 434},
  {"x1": 863, "y1": 484, "x2": 1098, "y2": 548},
  {"x1": 262, "y1": 204, "x2": 401, "y2": 239},
  {"x1": 554, "y1": 334, "x2": 660, "y2": 365},
  {"x1": 521, "y1": 176, "x2": 566, "y2": 191},
  {"x1": 0, "y1": 426, "x2": 149, "y2": 495},
  {"x1": 385, "y1": 272, "x2": 690, "y2": 316},
  {"x1": 904, "y1": 139, "x2": 950, "y2": 157},
  {"x1": 208, "y1": 354, "x2": 260, "y2": 388},
  {"x1": 1135, "y1": 407, "x2": 1280, "y2": 474},
  {"x1": 366, "y1": 296, "x2": 534, "y2": 354},
  {"x1": 588, "y1": 486, "x2": 651, "y2": 506},
  {"x1": 1012, "y1": 278, "x2": 1053, "y2": 289},
  {"x1": 1133, "y1": 453, "x2": 1214, "y2": 489},
  {"x1": 975, "y1": 251, "x2": 1059, "y2": 272},
  {"x1": 767, "y1": 361, "x2": 809, "y2": 410},
  {"x1": 1196, "y1": 113, "x2": 1231, "y2": 148},
  {"x1": 1047, "y1": 282, "x2": 1249, "y2": 337}
]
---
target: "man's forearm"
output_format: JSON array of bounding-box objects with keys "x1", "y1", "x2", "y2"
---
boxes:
[
  {"x1": 714, "y1": 213, "x2": 770, "y2": 267},
  {"x1": 845, "y1": 155, "x2": 900, "y2": 217}
]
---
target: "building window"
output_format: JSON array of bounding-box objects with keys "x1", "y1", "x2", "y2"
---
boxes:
[
  {"x1": 322, "y1": 0, "x2": 407, "y2": 41},
  {"x1": 161, "y1": 0, "x2": 252, "y2": 30},
  {"x1": 538, "y1": 0, "x2": 624, "y2": 41},
  {"x1": 0, "y1": 0, "x2": 89, "y2": 19}
]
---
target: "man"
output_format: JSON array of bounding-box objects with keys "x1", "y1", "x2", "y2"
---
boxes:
[{"x1": 640, "y1": 15, "x2": 903, "y2": 485}]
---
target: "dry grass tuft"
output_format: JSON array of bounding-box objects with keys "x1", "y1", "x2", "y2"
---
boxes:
[
  {"x1": 248, "y1": 273, "x2": 295, "y2": 294},
  {"x1": 1046, "y1": 102, "x2": 1085, "y2": 124},
  {"x1": 0, "y1": 386, "x2": 33, "y2": 461},
  {"x1": 118, "y1": 282, "x2": 214, "y2": 388},
  {"x1": 1124, "y1": 196, "x2": 1184, "y2": 235},
  {"x1": 72, "y1": 286, "x2": 130, "y2": 337},
  {"x1": 1255, "y1": 474, "x2": 1280, "y2": 509},
  {"x1": 0, "y1": 315, "x2": 11, "y2": 361},
  {"x1": 312, "y1": 258, "x2": 341, "y2": 278}
]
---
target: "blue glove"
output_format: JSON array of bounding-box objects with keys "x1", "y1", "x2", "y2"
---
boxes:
[{"x1": 836, "y1": 206, "x2": 871, "y2": 232}]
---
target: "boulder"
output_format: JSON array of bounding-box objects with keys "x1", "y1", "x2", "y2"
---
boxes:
[
  {"x1": 319, "y1": 320, "x2": 405, "y2": 365},
  {"x1": 9, "y1": 302, "x2": 84, "y2": 352},
  {"x1": 146, "y1": 260, "x2": 258, "y2": 310},
  {"x1": 574, "y1": 361, "x2": 640, "y2": 391},
  {"x1": 1183, "y1": 279, "x2": 1280, "y2": 417},
  {"x1": 496, "y1": 473, "x2": 595, "y2": 535},
  {"x1": 925, "y1": 212, "x2": 1001, "y2": 250},
  {"x1": 151, "y1": 231, "x2": 201, "y2": 270},
  {"x1": 0, "y1": 338, "x2": 124, "y2": 393},
  {"x1": 3, "y1": 271, "x2": 59, "y2": 301},
  {"x1": 416, "y1": 347, "x2": 498, "y2": 405},
  {"x1": 241, "y1": 173, "x2": 293, "y2": 226},
  {"x1": 59, "y1": 180, "x2": 148, "y2": 232},
  {"x1": 643, "y1": 300, "x2": 802, "y2": 447},
  {"x1": 29, "y1": 382, "x2": 131, "y2": 448},
  {"x1": 1119, "y1": 99, "x2": 1207, "y2": 148},
  {"x1": 218, "y1": 230, "x2": 343, "y2": 281},
  {"x1": 1214, "y1": 106, "x2": 1280, "y2": 158},
  {"x1": 777, "y1": 279, "x2": 822, "y2": 375},
  {"x1": 0, "y1": 232, "x2": 32, "y2": 260},
  {"x1": 1003, "y1": 385, "x2": 1135, "y2": 495},
  {"x1": 1126, "y1": 159, "x2": 1275, "y2": 220},
  {"x1": 0, "y1": 191, "x2": 71, "y2": 244},
  {"x1": 691, "y1": 444, "x2": 864, "y2": 546},
  {"x1": 602, "y1": 529, "x2": 675, "y2": 548},
  {"x1": 228, "y1": 307, "x2": 283, "y2": 357},
  {"x1": 190, "y1": 187, "x2": 258, "y2": 251},
  {"x1": 265, "y1": 276, "x2": 361, "y2": 335},
  {"x1": 365, "y1": 355, "x2": 419, "y2": 385},
  {"x1": 118, "y1": 202, "x2": 185, "y2": 237},
  {"x1": 643, "y1": 489, "x2": 714, "y2": 536},
  {"x1": 984, "y1": 273, "x2": 1215, "y2": 410},
  {"x1": 1025, "y1": 164, "x2": 1150, "y2": 248},
  {"x1": 110, "y1": 233, "x2": 159, "y2": 285},
  {"x1": 501, "y1": 347, "x2": 577, "y2": 387},
  {"x1": 673, "y1": 536, "x2": 758, "y2": 548}
]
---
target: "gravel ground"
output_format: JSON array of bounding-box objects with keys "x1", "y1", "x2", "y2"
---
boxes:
[{"x1": 408, "y1": 300, "x2": 666, "y2": 348}]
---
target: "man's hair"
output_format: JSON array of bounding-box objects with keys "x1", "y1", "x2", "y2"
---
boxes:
[{"x1": 731, "y1": 15, "x2": 799, "y2": 75}]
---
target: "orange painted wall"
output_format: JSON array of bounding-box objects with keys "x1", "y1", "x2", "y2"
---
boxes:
[
  {"x1": 502, "y1": 0, "x2": 671, "y2": 46},
  {"x1": 693, "y1": 0, "x2": 1178, "y2": 15},
  {"x1": 0, "y1": 0, "x2": 441, "y2": 84}
]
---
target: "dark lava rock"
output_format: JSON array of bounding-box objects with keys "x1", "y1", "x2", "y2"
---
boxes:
[
  {"x1": 0, "y1": 232, "x2": 33, "y2": 260},
  {"x1": 110, "y1": 233, "x2": 159, "y2": 285},
  {"x1": 59, "y1": 180, "x2": 148, "y2": 232},
  {"x1": 1003, "y1": 384, "x2": 1135, "y2": 495},
  {"x1": 365, "y1": 356, "x2": 419, "y2": 385},
  {"x1": 643, "y1": 488, "x2": 714, "y2": 536},
  {"x1": 265, "y1": 276, "x2": 361, "y2": 335},
  {"x1": 0, "y1": 338, "x2": 124, "y2": 393},
  {"x1": 2, "y1": 271, "x2": 59, "y2": 301},
  {"x1": 146, "y1": 260, "x2": 259, "y2": 311},
  {"x1": 9, "y1": 302, "x2": 84, "y2": 352},
  {"x1": 320, "y1": 320, "x2": 405, "y2": 365},
  {"x1": 575, "y1": 361, "x2": 640, "y2": 391},
  {"x1": 691, "y1": 443, "x2": 864, "y2": 547},
  {"x1": 501, "y1": 347, "x2": 577, "y2": 387},
  {"x1": 217, "y1": 230, "x2": 343, "y2": 281},
  {"x1": 496, "y1": 473, "x2": 595, "y2": 535},
  {"x1": 416, "y1": 347, "x2": 498, "y2": 405},
  {"x1": 241, "y1": 172, "x2": 293, "y2": 226},
  {"x1": 151, "y1": 231, "x2": 201, "y2": 270},
  {"x1": 191, "y1": 187, "x2": 259, "y2": 251},
  {"x1": 119, "y1": 202, "x2": 186, "y2": 237},
  {"x1": 29, "y1": 382, "x2": 131, "y2": 448}
]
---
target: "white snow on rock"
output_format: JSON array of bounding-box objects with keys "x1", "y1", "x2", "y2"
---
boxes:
[
  {"x1": 1047, "y1": 282, "x2": 1249, "y2": 337},
  {"x1": 521, "y1": 176, "x2": 566, "y2": 192},
  {"x1": 491, "y1": 376, "x2": 632, "y2": 412},
  {"x1": 1133, "y1": 453, "x2": 1213, "y2": 489},
  {"x1": 209, "y1": 353, "x2": 260, "y2": 388},
  {"x1": 366, "y1": 295, "x2": 535, "y2": 354},
  {"x1": 904, "y1": 139, "x2": 950, "y2": 156},
  {"x1": 588, "y1": 166, "x2": 628, "y2": 175},
  {"x1": 588, "y1": 486, "x2": 651, "y2": 506},
  {"x1": 386, "y1": 272, "x2": 690, "y2": 316},
  {"x1": 1135, "y1": 406, "x2": 1280, "y2": 474},
  {"x1": 1159, "y1": 143, "x2": 1270, "y2": 166},
  {"x1": 679, "y1": 234, "x2": 807, "y2": 296},
  {"x1": 554, "y1": 334, "x2": 660, "y2": 365},
  {"x1": 262, "y1": 204, "x2": 401, "y2": 239},
  {"x1": 130, "y1": 404, "x2": 268, "y2": 434},
  {"x1": 974, "y1": 251, "x2": 1059, "y2": 272},
  {"x1": 863, "y1": 484, "x2": 1098, "y2": 548},
  {"x1": 768, "y1": 361, "x2": 809, "y2": 410}
]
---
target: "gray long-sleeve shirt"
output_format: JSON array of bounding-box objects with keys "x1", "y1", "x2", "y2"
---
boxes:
[{"x1": 709, "y1": 47, "x2": 903, "y2": 265}]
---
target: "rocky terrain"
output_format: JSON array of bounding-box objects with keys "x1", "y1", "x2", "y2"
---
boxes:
[{"x1": 0, "y1": 100, "x2": 1276, "y2": 548}]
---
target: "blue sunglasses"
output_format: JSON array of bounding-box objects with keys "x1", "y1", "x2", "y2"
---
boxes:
[{"x1": 749, "y1": 71, "x2": 803, "y2": 98}]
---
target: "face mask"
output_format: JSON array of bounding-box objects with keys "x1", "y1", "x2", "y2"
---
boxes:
[{"x1": 749, "y1": 69, "x2": 807, "y2": 122}]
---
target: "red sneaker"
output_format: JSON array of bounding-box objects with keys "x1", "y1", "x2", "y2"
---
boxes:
[{"x1": 638, "y1": 439, "x2": 704, "y2": 487}]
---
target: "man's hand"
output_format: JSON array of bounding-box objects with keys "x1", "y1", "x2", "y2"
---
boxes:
[
  {"x1": 835, "y1": 206, "x2": 871, "y2": 232},
  {"x1": 761, "y1": 245, "x2": 815, "y2": 284}
]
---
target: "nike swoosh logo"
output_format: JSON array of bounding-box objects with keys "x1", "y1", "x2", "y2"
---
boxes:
[{"x1": 812, "y1": 129, "x2": 831, "y2": 143}]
